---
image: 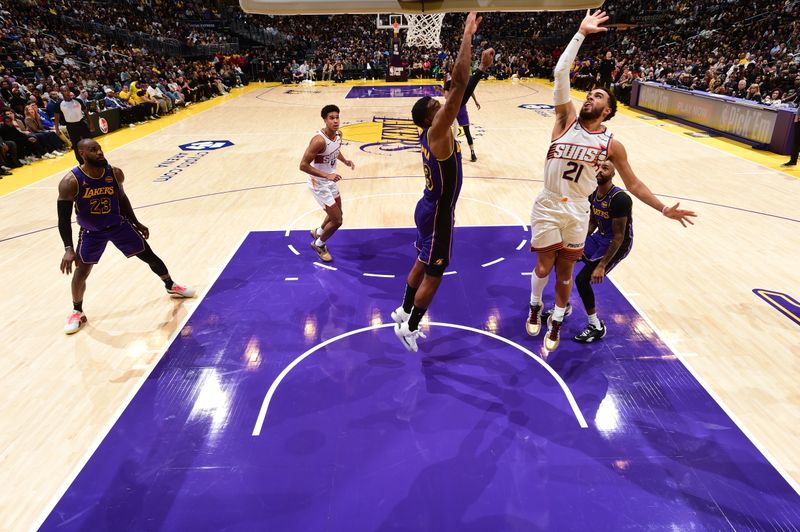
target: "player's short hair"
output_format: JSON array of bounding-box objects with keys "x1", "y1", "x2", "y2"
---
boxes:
[
  {"x1": 321, "y1": 104, "x2": 339, "y2": 119},
  {"x1": 602, "y1": 89, "x2": 617, "y2": 121},
  {"x1": 412, "y1": 96, "x2": 433, "y2": 129}
]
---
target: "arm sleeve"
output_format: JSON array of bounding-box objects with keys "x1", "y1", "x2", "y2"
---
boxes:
[
  {"x1": 554, "y1": 32, "x2": 585, "y2": 106},
  {"x1": 57, "y1": 200, "x2": 74, "y2": 248},
  {"x1": 460, "y1": 69, "x2": 484, "y2": 107}
]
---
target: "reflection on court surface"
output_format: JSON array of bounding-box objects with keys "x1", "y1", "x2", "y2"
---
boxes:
[{"x1": 41, "y1": 227, "x2": 800, "y2": 530}]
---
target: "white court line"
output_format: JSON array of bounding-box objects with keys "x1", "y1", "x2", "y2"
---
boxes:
[
  {"x1": 287, "y1": 244, "x2": 300, "y2": 256},
  {"x1": 734, "y1": 170, "x2": 783, "y2": 175},
  {"x1": 284, "y1": 277, "x2": 298, "y2": 281},
  {"x1": 313, "y1": 262, "x2": 337, "y2": 271},
  {"x1": 521, "y1": 272, "x2": 533, "y2": 276},
  {"x1": 284, "y1": 193, "x2": 529, "y2": 237},
  {"x1": 31, "y1": 231, "x2": 252, "y2": 531},
  {"x1": 516, "y1": 239, "x2": 528, "y2": 251},
  {"x1": 362, "y1": 273, "x2": 395, "y2": 278},
  {"x1": 443, "y1": 271, "x2": 457, "y2": 276},
  {"x1": 610, "y1": 278, "x2": 800, "y2": 496},
  {"x1": 251, "y1": 321, "x2": 588, "y2": 436},
  {"x1": 3, "y1": 88, "x2": 254, "y2": 201},
  {"x1": 481, "y1": 257, "x2": 505, "y2": 268}
]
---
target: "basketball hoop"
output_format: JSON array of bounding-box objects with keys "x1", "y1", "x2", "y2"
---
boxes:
[{"x1": 405, "y1": 13, "x2": 446, "y2": 48}]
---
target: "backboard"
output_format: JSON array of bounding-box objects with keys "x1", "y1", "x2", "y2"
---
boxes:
[{"x1": 240, "y1": 0, "x2": 602, "y2": 15}]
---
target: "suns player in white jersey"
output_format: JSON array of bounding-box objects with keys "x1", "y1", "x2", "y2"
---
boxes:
[
  {"x1": 527, "y1": 10, "x2": 696, "y2": 350},
  {"x1": 299, "y1": 104, "x2": 355, "y2": 262}
]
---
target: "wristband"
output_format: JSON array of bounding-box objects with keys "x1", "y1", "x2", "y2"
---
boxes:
[{"x1": 661, "y1": 205, "x2": 669, "y2": 215}]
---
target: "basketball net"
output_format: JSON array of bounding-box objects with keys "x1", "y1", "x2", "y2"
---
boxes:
[{"x1": 404, "y1": 13, "x2": 445, "y2": 48}]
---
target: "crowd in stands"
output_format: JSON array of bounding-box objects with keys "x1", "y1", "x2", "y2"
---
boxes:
[
  {"x1": 234, "y1": 0, "x2": 799, "y2": 108},
  {"x1": 1, "y1": 0, "x2": 798, "y2": 178},
  {"x1": 0, "y1": 0, "x2": 245, "y2": 177}
]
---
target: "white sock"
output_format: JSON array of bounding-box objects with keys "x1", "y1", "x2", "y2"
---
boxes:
[
  {"x1": 587, "y1": 313, "x2": 601, "y2": 328},
  {"x1": 530, "y1": 272, "x2": 548, "y2": 306},
  {"x1": 315, "y1": 227, "x2": 323, "y2": 237},
  {"x1": 552, "y1": 305, "x2": 566, "y2": 322},
  {"x1": 315, "y1": 237, "x2": 325, "y2": 247}
]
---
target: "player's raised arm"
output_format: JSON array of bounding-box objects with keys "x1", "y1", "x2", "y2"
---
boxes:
[
  {"x1": 553, "y1": 9, "x2": 608, "y2": 139},
  {"x1": 462, "y1": 48, "x2": 494, "y2": 108},
  {"x1": 428, "y1": 12, "x2": 482, "y2": 150},
  {"x1": 610, "y1": 140, "x2": 697, "y2": 227}
]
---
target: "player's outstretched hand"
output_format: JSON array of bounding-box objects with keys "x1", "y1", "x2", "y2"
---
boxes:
[
  {"x1": 480, "y1": 48, "x2": 495, "y2": 71},
  {"x1": 60, "y1": 248, "x2": 76, "y2": 274},
  {"x1": 663, "y1": 202, "x2": 697, "y2": 227},
  {"x1": 579, "y1": 9, "x2": 609, "y2": 36},
  {"x1": 464, "y1": 12, "x2": 482, "y2": 36},
  {"x1": 345, "y1": 159, "x2": 355, "y2": 170}
]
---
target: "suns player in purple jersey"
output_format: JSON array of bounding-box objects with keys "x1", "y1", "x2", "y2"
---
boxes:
[
  {"x1": 300, "y1": 104, "x2": 355, "y2": 262},
  {"x1": 391, "y1": 13, "x2": 494, "y2": 352},
  {"x1": 57, "y1": 139, "x2": 195, "y2": 335},
  {"x1": 526, "y1": 10, "x2": 696, "y2": 351},
  {"x1": 442, "y1": 68, "x2": 481, "y2": 162}
]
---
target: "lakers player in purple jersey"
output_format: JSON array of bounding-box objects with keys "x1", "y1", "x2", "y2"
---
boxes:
[
  {"x1": 57, "y1": 139, "x2": 195, "y2": 335},
  {"x1": 392, "y1": 12, "x2": 494, "y2": 352},
  {"x1": 526, "y1": 9, "x2": 697, "y2": 351},
  {"x1": 542, "y1": 160, "x2": 632, "y2": 343}
]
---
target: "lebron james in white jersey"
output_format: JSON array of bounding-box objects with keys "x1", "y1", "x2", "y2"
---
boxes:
[
  {"x1": 527, "y1": 10, "x2": 696, "y2": 351},
  {"x1": 299, "y1": 104, "x2": 355, "y2": 262}
]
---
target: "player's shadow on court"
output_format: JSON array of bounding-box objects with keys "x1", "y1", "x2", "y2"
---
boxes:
[
  {"x1": 632, "y1": 419, "x2": 798, "y2": 521},
  {"x1": 83, "y1": 298, "x2": 186, "y2": 350},
  {"x1": 375, "y1": 417, "x2": 539, "y2": 532}
]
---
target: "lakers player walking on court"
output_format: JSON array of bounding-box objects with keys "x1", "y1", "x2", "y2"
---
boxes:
[
  {"x1": 58, "y1": 139, "x2": 195, "y2": 335},
  {"x1": 527, "y1": 10, "x2": 696, "y2": 351},
  {"x1": 300, "y1": 104, "x2": 355, "y2": 262},
  {"x1": 393, "y1": 13, "x2": 494, "y2": 352}
]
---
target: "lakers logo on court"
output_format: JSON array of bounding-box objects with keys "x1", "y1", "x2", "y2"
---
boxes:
[{"x1": 341, "y1": 116, "x2": 484, "y2": 156}]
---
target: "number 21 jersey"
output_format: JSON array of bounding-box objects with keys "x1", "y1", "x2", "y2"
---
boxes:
[{"x1": 544, "y1": 119, "x2": 613, "y2": 200}]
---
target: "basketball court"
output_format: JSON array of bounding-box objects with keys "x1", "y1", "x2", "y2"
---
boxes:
[{"x1": 3, "y1": 73, "x2": 800, "y2": 529}]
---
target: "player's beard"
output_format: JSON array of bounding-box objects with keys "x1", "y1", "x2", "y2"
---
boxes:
[
  {"x1": 596, "y1": 174, "x2": 612, "y2": 186},
  {"x1": 579, "y1": 105, "x2": 603, "y2": 121},
  {"x1": 85, "y1": 156, "x2": 107, "y2": 168}
]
